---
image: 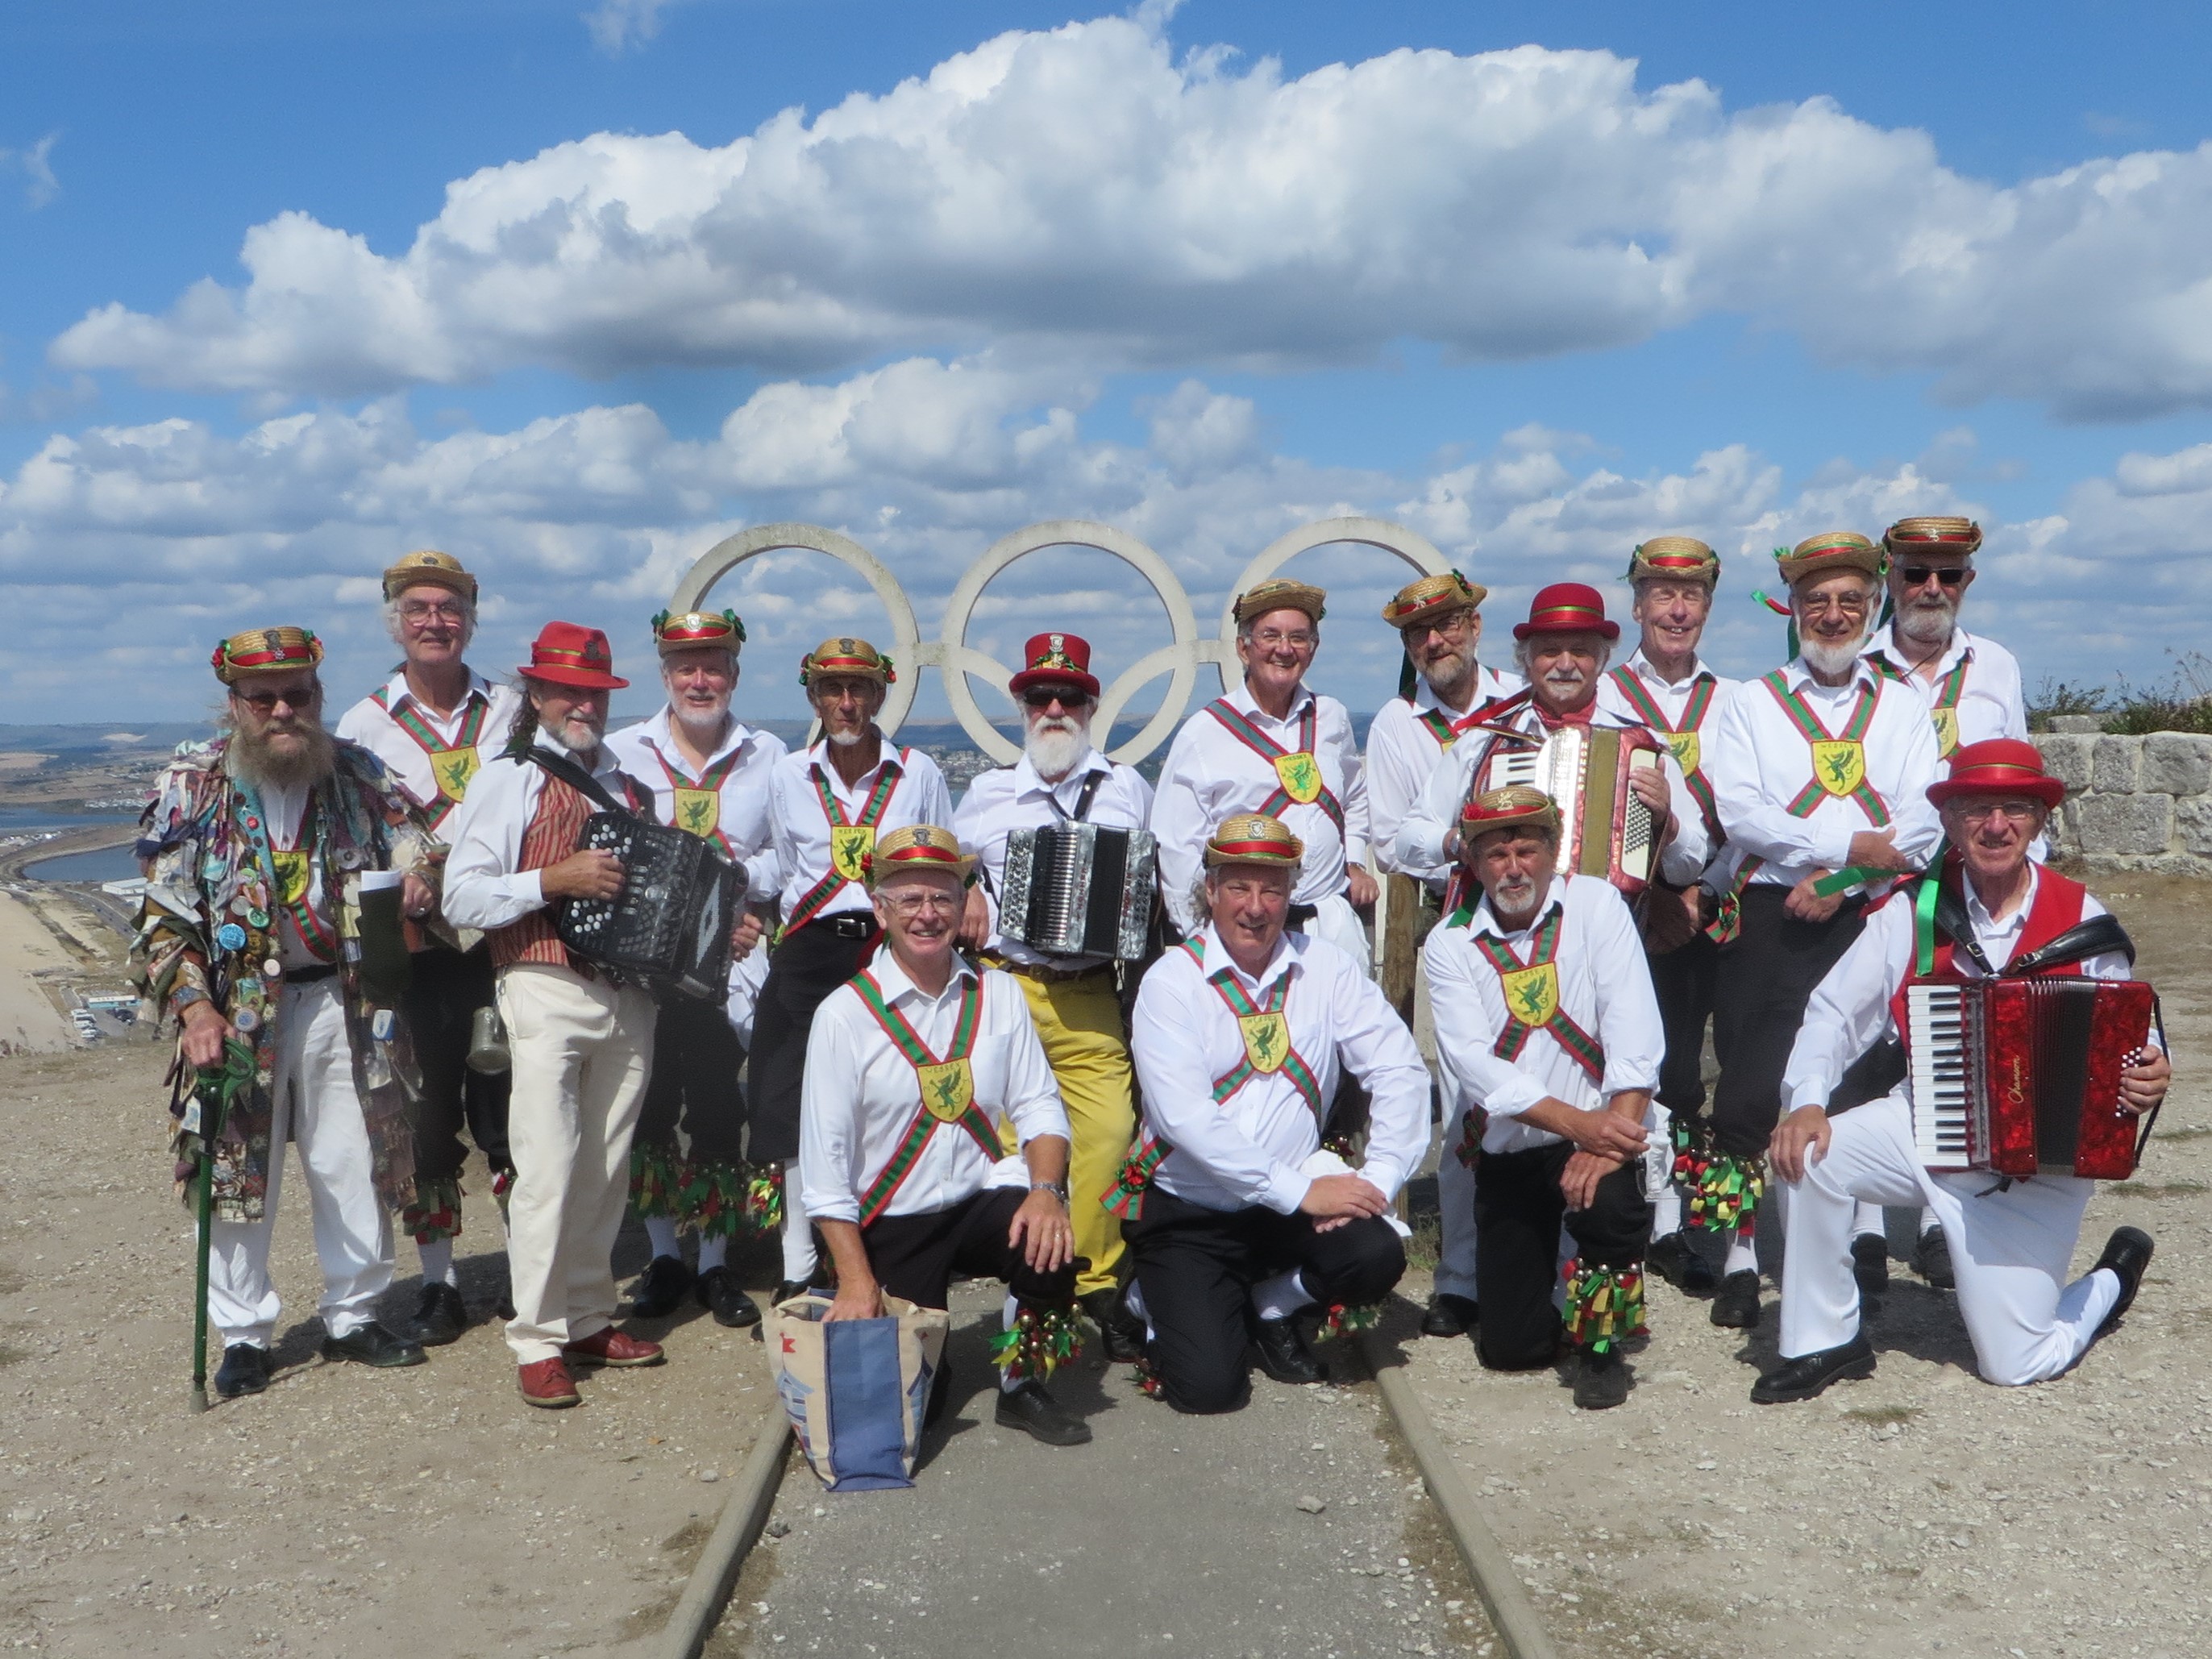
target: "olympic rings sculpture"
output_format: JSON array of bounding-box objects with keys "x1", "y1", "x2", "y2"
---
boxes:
[{"x1": 668, "y1": 516, "x2": 1449, "y2": 766}]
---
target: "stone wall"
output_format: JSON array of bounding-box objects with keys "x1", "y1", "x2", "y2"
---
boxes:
[{"x1": 2032, "y1": 729, "x2": 2212, "y2": 875}]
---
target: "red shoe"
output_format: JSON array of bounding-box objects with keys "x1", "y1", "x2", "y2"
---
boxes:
[
  {"x1": 563, "y1": 1326, "x2": 666, "y2": 1368},
  {"x1": 518, "y1": 1358, "x2": 580, "y2": 1408}
]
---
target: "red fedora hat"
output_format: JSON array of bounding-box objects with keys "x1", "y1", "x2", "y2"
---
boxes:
[
  {"x1": 1926, "y1": 738, "x2": 2065, "y2": 810},
  {"x1": 1007, "y1": 631, "x2": 1101, "y2": 701},
  {"x1": 518, "y1": 621, "x2": 628, "y2": 689},
  {"x1": 1512, "y1": 581, "x2": 1620, "y2": 642}
]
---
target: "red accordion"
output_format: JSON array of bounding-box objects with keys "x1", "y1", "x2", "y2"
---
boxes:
[
  {"x1": 1478, "y1": 724, "x2": 1665, "y2": 897},
  {"x1": 1904, "y1": 976, "x2": 2157, "y2": 1178}
]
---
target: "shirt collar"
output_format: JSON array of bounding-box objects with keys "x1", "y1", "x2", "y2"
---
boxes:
[
  {"x1": 1964, "y1": 863, "x2": 2039, "y2": 947},
  {"x1": 644, "y1": 705, "x2": 755, "y2": 770},
  {"x1": 533, "y1": 730, "x2": 623, "y2": 781},
  {"x1": 1623, "y1": 647, "x2": 1712, "y2": 689},
  {"x1": 1229, "y1": 680, "x2": 1315, "y2": 726},
  {"x1": 1411, "y1": 674, "x2": 1484, "y2": 719},
  {"x1": 1471, "y1": 883, "x2": 1566, "y2": 944},
  {"x1": 1012, "y1": 746, "x2": 1110, "y2": 798},
  {"x1": 1780, "y1": 655, "x2": 1882, "y2": 696},
  {"x1": 805, "y1": 729, "x2": 897, "y2": 780},
  {"x1": 1197, "y1": 923, "x2": 1299, "y2": 996},
  {"x1": 869, "y1": 945, "x2": 977, "y2": 1008},
  {"x1": 1865, "y1": 622, "x2": 1974, "y2": 678},
  {"x1": 385, "y1": 668, "x2": 492, "y2": 714}
]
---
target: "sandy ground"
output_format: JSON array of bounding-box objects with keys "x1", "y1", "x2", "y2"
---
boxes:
[
  {"x1": 0, "y1": 892, "x2": 90, "y2": 1051},
  {"x1": 1398, "y1": 873, "x2": 2212, "y2": 1659},
  {"x1": 0, "y1": 1041, "x2": 777, "y2": 1657}
]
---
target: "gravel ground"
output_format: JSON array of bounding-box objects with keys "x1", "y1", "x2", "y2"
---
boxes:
[
  {"x1": 0, "y1": 1040, "x2": 775, "y2": 1657},
  {"x1": 1397, "y1": 873, "x2": 2212, "y2": 1659}
]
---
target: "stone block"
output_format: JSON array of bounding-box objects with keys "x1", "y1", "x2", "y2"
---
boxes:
[
  {"x1": 2090, "y1": 736, "x2": 2142, "y2": 793},
  {"x1": 2033, "y1": 734, "x2": 2094, "y2": 793},
  {"x1": 2047, "y1": 800, "x2": 2085, "y2": 854},
  {"x1": 2142, "y1": 731, "x2": 2212, "y2": 796},
  {"x1": 2073, "y1": 792, "x2": 2173, "y2": 856},
  {"x1": 2177, "y1": 795, "x2": 2212, "y2": 859}
]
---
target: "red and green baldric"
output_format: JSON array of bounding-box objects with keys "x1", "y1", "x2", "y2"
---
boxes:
[
  {"x1": 850, "y1": 971, "x2": 1004, "y2": 1225},
  {"x1": 1466, "y1": 904, "x2": 1605, "y2": 1085},
  {"x1": 1606, "y1": 666, "x2": 1721, "y2": 844},
  {"x1": 1874, "y1": 650, "x2": 1972, "y2": 759},
  {"x1": 370, "y1": 685, "x2": 489, "y2": 824},
  {"x1": 1204, "y1": 700, "x2": 1345, "y2": 832},
  {"x1": 786, "y1": 757, "x2": 904, "y2": 930}
]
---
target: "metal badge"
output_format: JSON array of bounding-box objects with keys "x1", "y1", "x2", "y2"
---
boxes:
[
  {"x1": 336, "y1": 847, "x2": 364, "y2": 870},
  {"x1": 372, "y1": 1008, "x2": 395, "y2": 1041},
  {"x1": 233, "y1": 1008, "x2": 260, "y2": 1033},
  {"x1": 215, "y1": 923, "x2": 247, "y2": 952},
  {"x1": 247, "y1": 908, "x2": 269, "y2": 928},
  {"x1": 264, "y1": 958, "x2": 283, "y2": 978}
]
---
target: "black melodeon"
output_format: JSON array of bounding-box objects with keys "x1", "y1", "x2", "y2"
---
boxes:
[{"x1": 998, "y1": 822, "x2": 1158, "y2": 961}]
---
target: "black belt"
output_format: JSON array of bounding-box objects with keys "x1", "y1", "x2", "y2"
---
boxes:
[
  {"x1": 811, "y1": 913, "x2": 879, "y2": 941},
  {"x1": 281, "y1": 963, "x2": 339, "y2": 986}
]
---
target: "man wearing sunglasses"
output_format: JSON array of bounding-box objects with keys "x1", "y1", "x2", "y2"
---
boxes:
[
  {"x1": 336, "y1": 551, "x2": 522, "y2": 1347},
  {"x1": 953, "y1": 634, "x2": 1154, "y2": 1362}
]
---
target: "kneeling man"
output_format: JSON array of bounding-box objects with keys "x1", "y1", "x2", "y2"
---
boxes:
[
  {"x1": 800, "y1": 825, "x2": 1091, "y2": 1447},
  {"x1": 1757, "y1": 740, "x2": 2168, "y2": 1400},
  {"x1": 1122, "y1": 813, "x2": 1428, "y2": 1415},
  {"x1": 1424, "y1": 786, "x2": 1664, "y2": 1409}
]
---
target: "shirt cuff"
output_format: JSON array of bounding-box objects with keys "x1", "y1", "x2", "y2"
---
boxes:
[
  {"x1": 1814, "y1": 823, "x2": 1856, "y2": 870},
  {"x1": 1261, "y1": 1166, "x2": 1313, "y2": 1216},
  {"x1": 1476, "y1": 1073, "x2": 1549, "y2": 1121}
]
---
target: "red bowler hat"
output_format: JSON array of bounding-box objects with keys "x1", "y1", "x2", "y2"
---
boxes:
[
  {"x1": 1007, "y1": 631, "x2": 1101, "y2": 701},
  {"x1": 1926, "y1": 738, "x2": 2065, "y2": 811},
  {"x1": 518, "y1": 621, "x2": 629, "y2": 689},
  {"x1": 1512, "y1": 581, "x2": 1620, "y2": 642}
]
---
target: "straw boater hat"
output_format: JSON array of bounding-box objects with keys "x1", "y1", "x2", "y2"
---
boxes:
[
  {"x1": 1007, "y1": 632, "x2": 1100, "y2": 701},
  {"x1": 652, "y1": 609, "x2": 745, "y2": 658},
  {"x1": 381, "y1": 549, "x2": 478, "y2": 603},
  {"x1": 1204, "y1": 813, "x2": 1305, "y2": 869},
  {"x1": 1775, "y1": 530, "x2": 1885, "y2": 588},
  {"x1": 516, "y1": 621, "x2": 627, "y2": 689},
  {"x1": 1232, "y1": 577, "x2": 1327, "y2": 627},
  {"x1": 798, "y1": 636, "x2": 896, "y2": 687},
  {"x1": 1459, "y1": 784, "x2": 1561, "y2": 842},
  {"x1": 1512, "y1": 582, "x2": 1620, "y2": 642},
  {"x1": 1625, "y1": 536, "x2": 1720, "y2": 587},
  {"x1": 212, "y1": 626, "x2": 323, "y2": 684},
  {"x1": 1882, "y1": 516, "x2": 1983, "y2": 558},
  {"x1": 1925, "y1": 738, "x2": 2065, "y2": 812},
  {"x1": 1381, "y1": 572, "x2": 1487, "y2": 631},
  {"x1": 865, "y1": 823, "x2": 975, "y2": 888}
]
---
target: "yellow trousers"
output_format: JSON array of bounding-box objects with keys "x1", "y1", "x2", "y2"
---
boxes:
[{"x1": 1004, "y1": 969, "x2": 1135, "y2": 1298}]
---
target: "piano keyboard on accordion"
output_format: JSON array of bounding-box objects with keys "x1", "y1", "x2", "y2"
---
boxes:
[
  {"x1": 997, "y1": 823, "x2": 1157, "y2": 961},
  {"x1": 556, "y1": 814, "x2": 745, "y2": 1002},
  {"x1": 1482, "y1": 725, "x2": 1664, "y2": 895},
  {"x1": 1905, "y1": 976, "x2": 2156, "y2": 1178}
]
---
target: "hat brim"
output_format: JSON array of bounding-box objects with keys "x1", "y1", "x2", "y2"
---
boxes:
[
  {"x1": 385, "y1": 569, "x2": 476, "y2": 602},
  {"x1": 869, "y1": 854, "x2": 975, "y2": 888},
  {"x1": 519, "y1": 664, "x2": 630, "y2": 690},
  {"x1": 1927, "y1": 776, "x2": 2064, "y2": 811},
  {"x1": 1007, "y1": 667, "x2": 1101, "y2": 701},
  {"x1": 1511, "y1": 618, "x2": 1620, "y2": 642}
]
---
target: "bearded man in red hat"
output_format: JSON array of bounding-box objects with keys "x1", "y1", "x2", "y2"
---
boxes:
[
  {"x1": 443, "y1": 622, "x2": 667, "y2": 1407},
  {"x1": 952, "y1": 632, "x2": 1154, "y2": 1361},
  {"x1": 1754, "y1": 741, "x2": 2168, "y2": 1401}
]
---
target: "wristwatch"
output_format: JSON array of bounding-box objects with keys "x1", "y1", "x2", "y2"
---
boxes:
[{"x1": 1030, "y1": 1180, "x2": 1069, "y2": 1203}]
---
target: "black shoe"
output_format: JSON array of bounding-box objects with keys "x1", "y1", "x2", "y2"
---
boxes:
[
  {"x1": 1420, "y1": 1292, "x2": 1480, "y2": 1337},
  {"x1": 1710, "y1": 1270, "x2": 1761, "y2": 1329},
  {"x1": 1080, "y1": 1287, "x2": 1146, "y2": 1364},
  {"x1": 1751, "y1": 1333, "x2": 1877, "y2": 1404},
  {"x1": 1911, "y1": 1225, "x2": 1956, "y2": 1290},
  {"x1": 2093, "y1": 1225, "x2": 2155, "y2": 1336},
  {"x1": 771, "y1": 1279, "x2": 817, "y2": 1307},
  {"x1": 320, "y1": 1320, "x2": 426, "y2": 1369},
  {"x1": 1852, "y1": 1233, "x2": 1890, "y2": 1298},
  {"x1": 1253, "y1": 1315, "x2": 1328, "y2": 1385},
  {"x1": 1647, "y1": 1231, "x2": 1717, "y2": 1295},
  {"x1": 214, "y1": 1343, "x2": 272, "y2": 1399},
  {"x1": 405, "y1": 1281, "x2": 468, "y2": 1347},
  {"x1": 696, "y1": 1266, "x2": 762, "y2": 1329},
  {"x1": 925, "y1": 1358, "x2": 954, "y2": 1428},
  {"x1": 994, "y1": 1378, "x2": 1091, "y2": 1446},
  {"x1": 1572, "y1": 1348, "x2": 1632, "y2": 1410},
  {"x1": 629, "y1": 1254, "x2": 693, "y2": 1319}
]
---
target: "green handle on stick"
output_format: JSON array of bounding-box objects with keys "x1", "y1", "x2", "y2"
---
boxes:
[{"x1": 189, "y1": 1038, "x2": 254, "y2": 1415}]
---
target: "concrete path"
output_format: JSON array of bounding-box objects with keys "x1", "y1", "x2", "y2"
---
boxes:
[{"x1": 716, "y1": 1280, "x2": 1493, "y2": 1658}]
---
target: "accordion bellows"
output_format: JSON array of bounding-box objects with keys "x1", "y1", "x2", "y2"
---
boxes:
[
  {"x1": 999, "y1": 824, "x2": 1158, "y2": 961},
  {"x1": 1482, "y1": 725, "x2": 1663, "y2": 896},
  {"x1": 557, "y1": 814, "x2": 744, "y2": 1001}
]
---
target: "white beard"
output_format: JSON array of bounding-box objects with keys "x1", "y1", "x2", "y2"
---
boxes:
[
  {"x1": 1896, "y1": 596, "x2": 1957, "y2": 648},
  {"x1": 1024, "y1": 719, "x2": 1091, "y2": 780},
  {"x1": 1800, "y1": 634, "x2": 1865, "y2": 679},
  {"x1": 675, "y1": 704, "x2": 730, "y2": 743},
  {"x1": 827, "y1": 726, "x2": 867, "y2": 748}
]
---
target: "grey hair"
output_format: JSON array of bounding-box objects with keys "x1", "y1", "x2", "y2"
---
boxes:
[
  {"x1": 382, "y1": 593, "x2": 478, "y2": 649},
  {"x1": 1511, "y1": 635, "x2": 1613, "y2": 676},
  {"x1": 661, "y1": 648, "x2": 738, "y2": 688}
]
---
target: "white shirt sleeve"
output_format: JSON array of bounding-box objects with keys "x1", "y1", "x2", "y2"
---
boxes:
[
  {"x1": 1883, "y1": 706, "x2": 1945, "y2": 869},
  {"x1": 1333, "y1": 707, "x2": 1370, "y2": 867},
  {"x1": 998, "y1": 979, "x2": 1074, "y2": 1149},
  {"x1": 1784, "y1": 898, "x2": 1914, "y2": 1112},
  {"x1": 1588, "y1": 884, "x2": 1665, "y2": 1097},
  {"x1": 1421, "y1": 921, "x2": 1549, "y2": 1122},
  {"x1": 439, "y1": 757, "x2": 547, "y2": 931},
  {"x1": 1330, "y1": 967, "x2": 1430, "y2": 1203},
  {"x1": 1396, "y1": 739, "x2": 1475, "y2": 876},
  {"x1": 1651, "y1": 744, "x2": 1711, "y2": 887},
  {"x1": 798, "y1": 989, "x2": 869, "y2": 1227},
  {"x1": 1149, "y1": 725, "x2": 1214, "y2": 935}
]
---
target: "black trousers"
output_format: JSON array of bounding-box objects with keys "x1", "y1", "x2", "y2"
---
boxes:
[
  {"x1": 636, "y1": 996, "x2": 746, "y2": 1166},
  {"x1": 1708, "y1": 885, "x2": 1866, "y2": 1159},
  {"x1": 1474, "y1": 1141, "x2": 1648, "y2": 1370},
  {"x1": 863, "y1": 1187, "x2": 1076, "y2": 1312},
  {"x1": 1125, "y1": 1190, "x2": 1406, "y2": 1416},
  {"x1": 1649, "y1": 931, "x2": 1719, "y2": 1118},
  {"x1": 404, "y1": 943, "x2": 510, "y2": 1181},
  {"x1": 746, "y1": 920, "x2": 874, "y2": 1166}
]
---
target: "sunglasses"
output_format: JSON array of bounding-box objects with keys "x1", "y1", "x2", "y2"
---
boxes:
[
  {"x1": 1898, "y1": 564, "x2": 1968, "y2": 588},
  {"x1": 234, "y1": 683, "x2": 318, "y2": 713},
  {"x1": 1021, "y1": 687, "x2": 1091, "y2": 709}
]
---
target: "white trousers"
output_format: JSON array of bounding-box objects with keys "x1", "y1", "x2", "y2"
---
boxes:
[
  {"x1": 1780, "y1": 1092, "x2": 2121, "y2": 1385},
  {"x1": 1294, "y1": 892, "x2": 1374, "y2": 979},
  {"x1": 498, "y1": 964, "x2": 655, "y2": 1364},
  {"x1": 208, "y1": 978, "x2": 393, "y2": 1347}
]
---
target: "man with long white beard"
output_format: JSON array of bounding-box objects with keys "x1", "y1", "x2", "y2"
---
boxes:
[
  {"x1": 136, "y1": 627, "x2": 438, "y2": 1397},
  {"x1": 954, "y1": 634, "x2": 1154, "y2": 1360},
  {"x1": 605, "y1": 609, "x2": 782, "y2": 1329},
  {"x1": 1697, "y1": 534, "x2": 1942, "y2": 1331}
]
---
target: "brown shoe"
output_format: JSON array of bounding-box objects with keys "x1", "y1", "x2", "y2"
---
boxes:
[
  {"x1": 563, "y1": 1326, "x2": 666, "y2": 1368},
  {"x1": 518, "y1": 1358, "x2": 580, "y2": 1408}
]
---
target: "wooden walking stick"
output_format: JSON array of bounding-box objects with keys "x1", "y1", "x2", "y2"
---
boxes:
[{"x1": 187, "y1": 1038, "x2": 255, "y2": 1414}]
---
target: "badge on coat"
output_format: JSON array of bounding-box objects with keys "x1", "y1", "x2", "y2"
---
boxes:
[
  {"x1": 1238, "y1": 1011, "x2": 1290, "y2": 1075},
  {"x1": 434, "y1": 745, "x2": 481, "y2": 801},
  {"x1": 674, "y1": 788, "x2": 720, "y2": 838},
  {"x1": 916, "y1": 1058, "x2": 975, "y2": 1123},
  {"x1": 1931, "y1": 707, "x2": 1960, "y2": 759},
  {"x1": 1665, "y1": 730, "x2": 1700, "y2": 777},
  {"x1": 271, "y1": 848, "x2": 312, "y2": 908},
  {"x1": 830, "y1": 825, "x2": 875, "y2": 883},
  {"x1": 1273, "y1": 750, "x2": 1324, "y2": 805},
  {"x1": 1811, "y1": 739, "x2": 1865, "y2": 799},
  {"x1": 1499, "y1": 962, "x2": 1561, "y2": 1029}
]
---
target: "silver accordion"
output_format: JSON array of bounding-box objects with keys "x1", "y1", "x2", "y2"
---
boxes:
[
  {"x1": 557, "y1": 815, "x2": 744, "y2": 1003},
  {"x1": 999, "y1": 824, "x2": 1158, "y2": 961}
]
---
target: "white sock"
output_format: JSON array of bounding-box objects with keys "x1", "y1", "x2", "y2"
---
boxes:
[
  {"x1": 1853, "y1": 1201, "x2": 1886, "y2": 1240},
  {"x1": 1000, "y1": 1295, "x2": 1026, "y2": 1391},
  {"x1": 644, "y1": 1216, "x2": 683, "y2": 1262},
  {"x1": 1252, "y1": 1268, "x2": 1315, "y2": 1324},
  {"x1": 1723, "y1": 1235, "x2": 1758, "y2": 1279},
  {"x1": 780, "y1": 1162, "x2": 817, "y2": 1283},
  {"x1": 1122, "y1": 1280, "x2": 1156, "y2": 1341},
  {"x1": 696, "y1": 1234, "x2": 729, "y2": 1274},
  {"x1": 418, "y1": 1238, "x2": 459, "y2": 1288},
  {"x1": 1650, "y1": 1185, "x2": 1683, "y2": 1237},
  {"x1": 1919, "y1": 1206, "x2": 1942, "y2": 1238}
]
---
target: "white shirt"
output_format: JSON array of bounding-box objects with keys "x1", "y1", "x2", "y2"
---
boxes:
[
  {"x1": 1365, "y1": 664, "x2": 1524, "y2": 888},
  {"x1": 1395, "y1": 692, "x2": 1711, "y2": 887},
  {"x1": 767, "y1": 736, "x2": 954, "y2": 924},
  {"x1": 1422, "y1": 874, "x2": 1665, "y2": 1156},
  {"x1": 1151, "y1": 682, "x2": 1370, "y2": 930},
  {"x1": 335, "y1": 670, "x2": 522, "y2": 828},
  {"x1": 953, "y1": 746, "x2": 1156, "y2": 969},
  {"x1": 440, "y1": 734, "x2": 639, "y2": 933},
  {"x1": 1703, "y1": 656, "x2": 1944, "y2": 891},
  {"x1": 798, "y1": 952, "x2": 1070, "y2": 1226},
  {"x1": 1783, "y1": 864, "x2": 2143, "y2": 1114},
  {"x1": 1862, "y1": 623, "x2": 2028, "y2": 751},
  {"x1": 1597, "y1": 649, "x2": 1740, "y2": 888},
  {"x1": 1128, "y1": 926, "x2": 1429, "y2": 1215},
  {"x1": 605, "y1": 708, "x2": 786, "y2": 905},
  {"x1": 243, "y1": 777, "x2": 336, "y2": 971}
]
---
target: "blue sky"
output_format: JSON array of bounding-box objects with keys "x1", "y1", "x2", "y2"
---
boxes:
[{"x1": 5, "y1": 2, "x2": 2212, "y2": 727}]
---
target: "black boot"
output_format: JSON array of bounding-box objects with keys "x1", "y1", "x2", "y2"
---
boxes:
[
  {"x1": 1080, "y1": 1287, "x2": 1146, "y2": 1363},
  {"x1": 1572, "y1": 1347, "x2": 1632, "y2": 1410},
  {"x1": 995, "y1": 1378, "x2": 1091, "y2": 1446},
  {"x1": 1253, "y1": 1316, "x2": 1328, "y2": 1385},
  {"x1": 2093, "y1": 1226, "x2": 2155, "y2": 1335},
  {"x1": 214, "y1": 1343, "x2": 272, "y2": 1399},
  {"x1": 320, "y1": 1321, "x2": 426, "y2": 1369},
  {"x1": 629, "y1": 1254, "x2": 692, "y2": 1318},
  {"x1": 1852, "y1": 1233, "x2": 1890, "y2": 1297},
  {"x1": 696, "y1": 1266, "x2": 762, "y2": 1329},
  {"x1": 1420, "y1": 1292, "x2": 1479, "y2": 1337},
  {"x1": 1646, "y1": 1232, "x2": 1716, "y2": 1294},
  {"x1": 405, "y1": 1281, "x2": 468, "y2": 1347},
  {"x1": 1911, "y1": 1224, "x2": 1956, "y2": 1290},
  {"x1": 1751, "y1": 1333, "x2": 1877, "y2": 1403},
  {"x1": 1709, "y1": 1270, "x2": 1761, "y2": 1329}
]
